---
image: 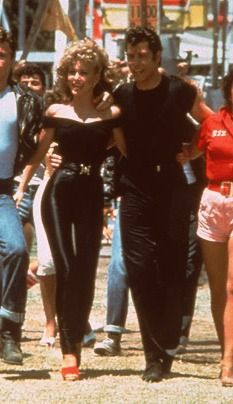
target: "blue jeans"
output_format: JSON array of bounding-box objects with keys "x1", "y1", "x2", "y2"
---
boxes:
[
  {"x1": 104, "y1": 210, "x2": 129, "y2": 335},
  {"x1": 0, "y1": 195, "x2": 28, "y2": 323},
  {"x1": 13, "y1": 181, "x2": 38, "y2": 225}
]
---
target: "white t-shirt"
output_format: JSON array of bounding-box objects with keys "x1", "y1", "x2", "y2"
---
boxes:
[{"x1": 0, "y1": 86, "x2": 18, "y2": 179}]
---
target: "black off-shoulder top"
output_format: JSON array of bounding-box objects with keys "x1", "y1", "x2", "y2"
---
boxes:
[{"x1": 43, "y1": 116, "x2": 121, "y2": 167}]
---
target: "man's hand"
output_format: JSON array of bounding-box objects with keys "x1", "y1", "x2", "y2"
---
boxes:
[
  {"x1": 49, "y1": 153, "x2": 62, "y2": 169},
  {"x1": 102, "y1": 225, "x2": 113, "y2": 242},
  {"x1": 46, "y1": 142, "x2": 62, "y2": 169},
  {"x1": 102, "y1": 206, "x2": 115, "y2": 242},
  {"x1": 94, "y1": 91, "x2": 114, "y2": 111},
  {"x1": 13, "y1": 190, "x2": 24, "y2": 208},
  {"x1": 176, "y1": 142, "x2": 191, "y2": 165},
  {"x1": 176, "y1": 152, "x2": 188, "y2": 165}
]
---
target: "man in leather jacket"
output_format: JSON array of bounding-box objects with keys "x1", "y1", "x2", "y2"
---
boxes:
[{"x1": 0, "y1": 26, "x2": 43, "y2": 365}]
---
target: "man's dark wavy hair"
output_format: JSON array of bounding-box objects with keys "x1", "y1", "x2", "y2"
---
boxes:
[
  {"x1": 125, "y1": 26, "x2": 163, "y2": 56},
  {"x1": 0, "y1": 26, "x2": 16, "y2": 57},
  {"x1": 14, "y1": 63, "x2": 46, "y2": 87},
  {"x1": 222, "y1": 70, "x2": 233, "y2": 110}
]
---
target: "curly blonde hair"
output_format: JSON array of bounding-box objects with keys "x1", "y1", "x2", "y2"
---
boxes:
[{"x1": 55, "y1": 38, "x2": 113, "y2": 101}]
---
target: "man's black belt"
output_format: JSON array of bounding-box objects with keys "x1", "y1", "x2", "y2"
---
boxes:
[{"x1": 153, "y1": 163, "x2": 177, "y2": 173}]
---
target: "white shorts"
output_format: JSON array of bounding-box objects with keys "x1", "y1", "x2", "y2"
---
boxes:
[
  {"x1": 33, "y1": 178, "x2": 55, "y2": 276},
  {"x1": 197, "y1": 187, "x2": 233, "y2": 242}
]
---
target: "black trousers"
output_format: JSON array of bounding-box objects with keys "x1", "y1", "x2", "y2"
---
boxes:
[
  {"x1": 42, "y1": 168, "x2": 103, "y2": 354},
  {"x1": 120, "y1": 176, "x2": 190, "y2": 363}
]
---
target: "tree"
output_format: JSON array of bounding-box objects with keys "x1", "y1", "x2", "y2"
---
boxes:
[{"x1": 4, "y1": 0, "x2": 54, "y2": 51}]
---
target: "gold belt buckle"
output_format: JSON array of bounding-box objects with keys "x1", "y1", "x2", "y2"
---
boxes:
[
  {"x1": 79, "y1": 164, "x2": 91, "y2": 175},
  {"x1": 220, "y1": 181, "x2": 233, "y2": 197}
]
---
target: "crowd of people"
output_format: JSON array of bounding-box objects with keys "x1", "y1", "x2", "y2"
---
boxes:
[{"x1": 0, "y1": 23, "x2": 233, "y2": 387}]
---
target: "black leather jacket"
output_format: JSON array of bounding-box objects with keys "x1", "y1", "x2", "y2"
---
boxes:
[{"x1": 12, "y1": 84, "x2": 44, "y2": 175}]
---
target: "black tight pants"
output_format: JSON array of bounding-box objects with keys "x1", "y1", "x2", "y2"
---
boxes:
[{"x1": 42, "y1": 169, "x2": 103, "y2": 354}]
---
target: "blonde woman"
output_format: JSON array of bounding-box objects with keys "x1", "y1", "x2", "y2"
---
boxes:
[{"x1": 16, "y1": 38, "x2": 126, "y2": 381}]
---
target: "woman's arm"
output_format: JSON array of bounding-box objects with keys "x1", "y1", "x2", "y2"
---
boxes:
[
  {"x1": 111, "y1": 128, "x2": 127, "y2": 157},
  {"x1": 176, "y1": 132, "x2": 204, "y2": 165},
  {"x1": 14, "y1": 128, "x2": 54, "y2": 206},
  {"x1": 190, "y1": 87, "x2": 214, "y2": 123},
  {"x1": 106, "y1": 105, "x2": 127, "y2": 157},
  {"x1": 107, "y1": 127, "x2": 127, "y2": 157},
  {"x1": 188, "y1": 131, "x2": 204, "y2": 160}
]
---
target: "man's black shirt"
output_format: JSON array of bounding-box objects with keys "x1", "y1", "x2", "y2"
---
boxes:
[{"x1": 114, "y1": 75, "x2": 196, "y2": 193}]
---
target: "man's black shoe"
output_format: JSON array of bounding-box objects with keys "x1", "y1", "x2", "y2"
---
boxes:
[
  {"x1": 0, "y1": 339, "x2": 23, "y2": 365},
  {"x1": 162, "y1": 354, "x2": 173, "y2": 375},
  {"x1": 142, "y1": 361, "x2": 163, "y2": 382},
  {"x1": 0, "y1": 318, "x2": 23, "y2": 365}
]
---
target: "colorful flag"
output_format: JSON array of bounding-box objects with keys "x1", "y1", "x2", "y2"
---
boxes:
[{"x1": 41, "y1": 0, "x2": 77, "y2": 40}]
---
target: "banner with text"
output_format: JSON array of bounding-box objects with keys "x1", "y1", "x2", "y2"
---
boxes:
[{"x1": 102, "y1": 0, "x2": 208, "y2": 32}]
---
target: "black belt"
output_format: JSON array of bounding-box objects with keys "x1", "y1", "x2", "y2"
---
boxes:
[
  {"x1": 128, "y1": 163, "x2": 176, "y2": 174},
  {"x1": 153, "y1": 162, "x2": 179, "y2": 173},
  {"x1": 0, "y1": 178, "x2": 13, "y2": 195},
  {"x1": 155, "y1": 164, "x2": 162, "y2": 173},
  {"x1": 62, "y1": 162, "x2": 99, "y2": 176}
]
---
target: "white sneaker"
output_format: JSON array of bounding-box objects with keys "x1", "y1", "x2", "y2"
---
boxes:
[
  {"x1": 39, "y1": 334, "x2": 56, "y2": 347},
  {"x1": 94, "y1": 337, "x2": 121, "y2": 356}
]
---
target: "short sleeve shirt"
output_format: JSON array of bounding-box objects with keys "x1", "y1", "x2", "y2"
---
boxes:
[
  {"x1": 197, "y1": 107, "x2": 233, "y2": 181},
  {"x1": 114, "y1": 75, "x2": 196, "y2": 191}
]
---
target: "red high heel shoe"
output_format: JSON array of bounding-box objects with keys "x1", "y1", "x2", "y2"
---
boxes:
[{"x1": 60, "y1": 366, "x2": 80, "y2": 381}]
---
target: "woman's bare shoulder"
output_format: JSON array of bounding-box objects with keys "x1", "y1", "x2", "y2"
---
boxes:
[{"x1": 45, "y1": 103, "x2": 67, "y2": 117}]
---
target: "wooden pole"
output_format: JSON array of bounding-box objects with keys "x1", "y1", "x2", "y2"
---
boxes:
[
  {"x1": 211, "y1": 0, "x2": 219, "y2": 88},
  {"x1": 140, "y1": 0, "x2": 147, "y2": 27},
  {"x1": 18, "y1": 0, "x2": 26, "y2": 50},
  {"x1": 53, "y1": 0, "x2": 69, "y2": 81},
  {"x1": 221, "y1": 0, "x2": 228, "y2": 76},
  {"x1": 21, "y1": 0, "x2": 50, "y2": 60}
]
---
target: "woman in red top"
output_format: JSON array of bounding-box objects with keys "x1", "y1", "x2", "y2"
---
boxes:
[{"x1": 178, "y1": 70, "x2": 233, "y2": 387}]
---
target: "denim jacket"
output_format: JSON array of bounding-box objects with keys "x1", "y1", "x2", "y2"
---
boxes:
[{"x1": 12, "y1": 84, "x2": 44, "y2": 175}]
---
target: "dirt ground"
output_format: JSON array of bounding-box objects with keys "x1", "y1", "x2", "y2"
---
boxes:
[{"x1": 0, "y1": 256, "x2": 232, "y2": 404}]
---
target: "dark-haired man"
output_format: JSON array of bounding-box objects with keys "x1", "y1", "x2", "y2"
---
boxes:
[
  {"x1": 14, "y1": 62, "x2": 46, "y2": 97},
  {"x1": 13, "y1": 63, "x2": 46, "y2": 282},
  {"x1": 14, "y1": 62, "x2": 46, "y2": 262},
  {"x1": 0, "y1": 27, "x2": 43, "y2": 365},
  {"x1": 114, "y1": 26, "x2": 213, "y2": 382}
]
